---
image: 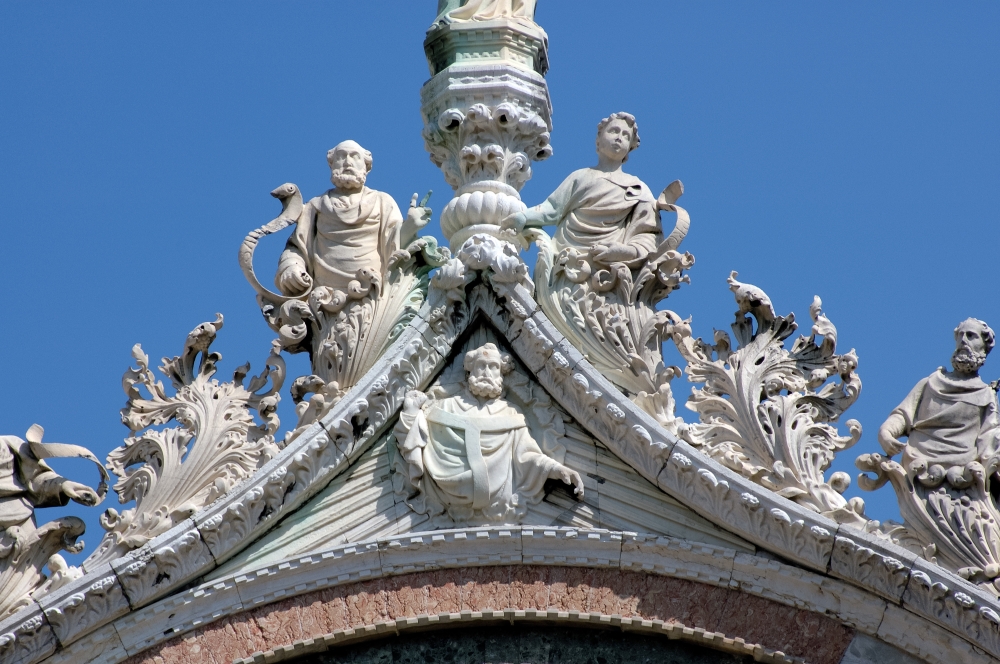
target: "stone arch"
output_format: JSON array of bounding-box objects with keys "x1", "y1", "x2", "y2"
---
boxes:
[{"x1": 124, "y1": 566, "x2": 856, "y2": 664}]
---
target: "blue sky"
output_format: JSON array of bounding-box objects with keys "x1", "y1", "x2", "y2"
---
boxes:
[{"x1": 1, "y1": 2, "x2": 998, "y2": 561}]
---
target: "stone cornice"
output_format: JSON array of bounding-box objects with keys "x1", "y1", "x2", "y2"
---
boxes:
[
  {"x1": 2, "y1": 268, "x2": 998, "y2": 664},
  {"x1": 40, "y1": 528, "x2": 988, "y2": 664}
]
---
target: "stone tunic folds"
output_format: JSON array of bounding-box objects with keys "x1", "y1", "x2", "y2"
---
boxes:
[
  {"x1": 276, "y1": 187, "x2": 402, "y2": 294},
  {"x1": 890, "y1": 368, "x2": 1000, "y2": 471},
  {"x1": 398, "y1": 391, "x2": 560, "y2": 524},
  {"x1": 535, "y1": 168, "x2": 661, "y2": 268}
]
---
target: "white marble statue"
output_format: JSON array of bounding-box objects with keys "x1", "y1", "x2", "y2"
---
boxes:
[
  {"x1": 275, "y1": 140, "x2": 430, "y2": 297},
  {"x1": 0, "y1": 425, "x2": 107, "y2": 618},
  {"x1": 241, "y1": 141, "x2": 446, "y2": 434},
  {"x1": 502, "y1": 112, "x2": 694, "y2": 431},
  {"x1": 878, "y1": 318, "x2": 1000, "y2": 473},
  {"x1": 434, "y1": 0, "x2": 537, "y2": 26},
  {"x1": 858, "y1": 318, "x2": 1000, "y2": 590},
  {"x1": 394, "y1": 343, "x2": 583, "y2": 525}
]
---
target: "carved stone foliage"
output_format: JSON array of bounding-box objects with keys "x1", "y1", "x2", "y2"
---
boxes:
[
  {"x1": 0, "y1": 425, "x2": 107, "y2": 619},
  {"x1": 240, "y1": 154, "x2": 450, "y2": 438},
  {"x1": 274, "y1": 237, "x2": 448, "y2": 436},
  {"x1": 421, "y1": 0, "x2": 552, "y2": 252},
  {"x1": 672, "y1": 272, "x2": 865, "y2": 526},
  {"x1": 85, "y1": 315, "x2": 284, "y2": 566},
  {"x1": 522, "y1": 139, "x2": 695, "y2": 435},
  {"x1": 857, "y1": 318, "x2": 1000, "y2": 593},
  {"x1": 425, "y1": 102, "x2": 552, "y2": 249}
]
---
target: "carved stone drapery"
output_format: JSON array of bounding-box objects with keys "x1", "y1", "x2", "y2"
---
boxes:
[
  {"x1": 672, "y1": 273, "x2": 866, "y2": 526},
  {"x1": 513, "y1": 118, "x2": 695, "y2": 434},
  {"x1": 392, "y1": 337, "x2": 582, "y2": 526},
  {"x1": 239, "y1": 146, "x2": 449, "y2": 436},
  {"x1": 0, "y1": 426, "x2": 107, "y2": 619},
  {"x1": 857, "y1": 318, "x2": 1000, "y2": 593},
  {"x1": 85, "y1": 316, "x2": 283, "y2": 566}
]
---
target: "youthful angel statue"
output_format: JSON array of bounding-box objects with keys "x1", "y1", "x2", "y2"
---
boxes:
[{"x1": 501, "y1": 112, "x2": 694, "y2": 432}]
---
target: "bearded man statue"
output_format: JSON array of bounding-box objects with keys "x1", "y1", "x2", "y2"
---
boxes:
[
  {"x1": 394, "y1": 343, "x2": 583, "y2": 526},
  {"x1": 879, "y1": 318, "x2": 1000, "y2": 486},
  {"x1": 275, "y1": 140, "x2": 429, "y2": 297}
]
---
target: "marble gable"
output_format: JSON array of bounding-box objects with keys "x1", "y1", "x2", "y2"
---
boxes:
[{"x1": 211, "y1": 325, "x2": 751, "y2": 579}]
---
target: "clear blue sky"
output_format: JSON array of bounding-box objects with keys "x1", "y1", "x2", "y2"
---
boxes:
[{"x1": 1, "y1": 2, "x2": 998, "y2": 561}]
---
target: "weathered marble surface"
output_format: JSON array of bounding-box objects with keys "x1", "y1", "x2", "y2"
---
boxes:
[
  {"x1": 241, "y1": 142, "x2": 447, "y2": 435},
  {"x1": 0, "y1": 425, "x2": 106, "y2": 619},
  {"x1": 858, "y1": 318, "x2": 1000, "y2": 592},
  {"x1": 505, "y1": 113, "x2": 694, "y2": 436},
  {"x1": 394, "y1": 341, "x2": 583, "y2": 526}
]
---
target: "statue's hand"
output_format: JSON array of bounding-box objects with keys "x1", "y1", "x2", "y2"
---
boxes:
[
  {"x1": 403, "y1": 390, "x2": 428, "y2": 415},
  {"x1": 277, "y1": 267, "x2": 313, "y2": 295},
  {"x1": 500, "y1": 212, "x2": 527, "y2": 233},
  {"x1": 407, "y1": 192, "x2": 433, "y2": 231},
  {"x1": 878, "y1": 432, "x2": 906, "y2": 457},
  {"x1": 63, "y1": 481, "x2": 99, "y2": 507},
  {"x1": 589, "y1": 243, "x2": 636, "y2": 264},
  {"x1": 555, "y1": 467, "x2": 585, "y2": 498}
]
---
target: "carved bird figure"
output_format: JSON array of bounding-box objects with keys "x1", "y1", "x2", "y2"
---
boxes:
[{"x1": 727, "y1": 271, "x2": 776, "y2": 324}]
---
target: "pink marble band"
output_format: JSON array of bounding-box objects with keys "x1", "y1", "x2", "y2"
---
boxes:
[{"x1": 123, "y1": 565, "x2": 854, "y2": 664}]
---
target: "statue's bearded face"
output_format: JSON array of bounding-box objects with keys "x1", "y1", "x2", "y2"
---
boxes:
[
  {"x1": 328, "y1": 142, "x2": 370, "y2": 191},
  {"x1": 952, "y1": 321, "x2": 990, "y2": 375},
  {"x1": 467, "y1": 352, "x2": 504, "y2": 399}
]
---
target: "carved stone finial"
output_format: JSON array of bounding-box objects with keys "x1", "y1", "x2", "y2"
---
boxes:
[
  {"x1": 858, "y1": 318, "x2": 1000, "y2": 591},
  {"x1": 85, "y1": 317, "x2": 284, "y2": 566},
  {"x1": 0, "y1": 425, "x2": 107, "y2": 618},
  {"x1": 393, "y1": 341, "x2": 582, "y2": 526},
  {"x1": 422, "y1": 2, "x2": 552, "y2": 251},
  {"x1": 504, "y1": 112, "x2": 694, "y2": 432}
]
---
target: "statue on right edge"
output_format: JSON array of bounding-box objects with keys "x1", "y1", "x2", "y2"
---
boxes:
[
  {"x1": 858, "y1": 318, "x2": 1000, "y2": 590},
  {"x1": 502, "y1": 112, "x2": 694, "y2": 433}
]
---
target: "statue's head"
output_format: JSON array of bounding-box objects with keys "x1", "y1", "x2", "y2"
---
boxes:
[
  {"x1": 596, "y1": 112, "x2": 640, "y2": 164},
  {"x1": 951, "y1": 318, "x2": 995, "y2": 376},
  {"x1": 327, "y1": 140, "x2": 373, "y2": 192},
  {"x1": 464, "y1": 343, "x2": 512, "y2": 399}
]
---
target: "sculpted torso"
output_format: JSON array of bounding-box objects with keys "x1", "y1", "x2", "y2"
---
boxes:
[
  {"x1": 395, "y1": 343, "x2": 583, "y2": 525},
  {"x1": 274, "y1": 140, "x2": 428, "y2": 297}
]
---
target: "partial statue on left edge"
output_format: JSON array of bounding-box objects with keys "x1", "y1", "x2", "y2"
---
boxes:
[
  {"x1": 858, "y1": 318, "x2": 1000, "y2": 591},
  {"x1": 394, "y1": 342, "x2": 583, "y2": 526},
  {"x1": 240, "y1": 140, "x2": 448, "y2": 436},
  {"x1": 503, "y1": 112, "x2": 694, "y2": 434},
  {"x1": 0, "y1": 425, "x2": 107, "y2": 618}
]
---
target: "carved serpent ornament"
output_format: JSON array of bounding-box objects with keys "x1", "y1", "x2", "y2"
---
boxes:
[{"x1": 238, "y1": 183, "x2": 308, "y2": 304}]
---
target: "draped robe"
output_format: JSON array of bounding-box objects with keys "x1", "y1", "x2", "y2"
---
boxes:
[
  {"x1": 276, "y1": 187, "x2": 402, "y2": 294},
  {"x1": 398, "y1": 391, "x2": 560, "y2": 523},
  {"x1": 886, "y1": 368, "x2": 1000, "y2": 472},
  {"x1": 536, "y1": 168, "x2": 661, "y2": 268}
]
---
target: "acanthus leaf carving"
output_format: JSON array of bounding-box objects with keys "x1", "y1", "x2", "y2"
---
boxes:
[
  {"x1": 87, "y1": 315, "x2": 283, "y2": 566},
  {"x1": 674, "y1": 272, "x2": 866, "y2": 526}
]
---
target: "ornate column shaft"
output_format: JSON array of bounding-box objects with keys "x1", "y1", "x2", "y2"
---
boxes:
[{"x1": 421, "y1": 14, "x2": 552, "y2": 251}]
